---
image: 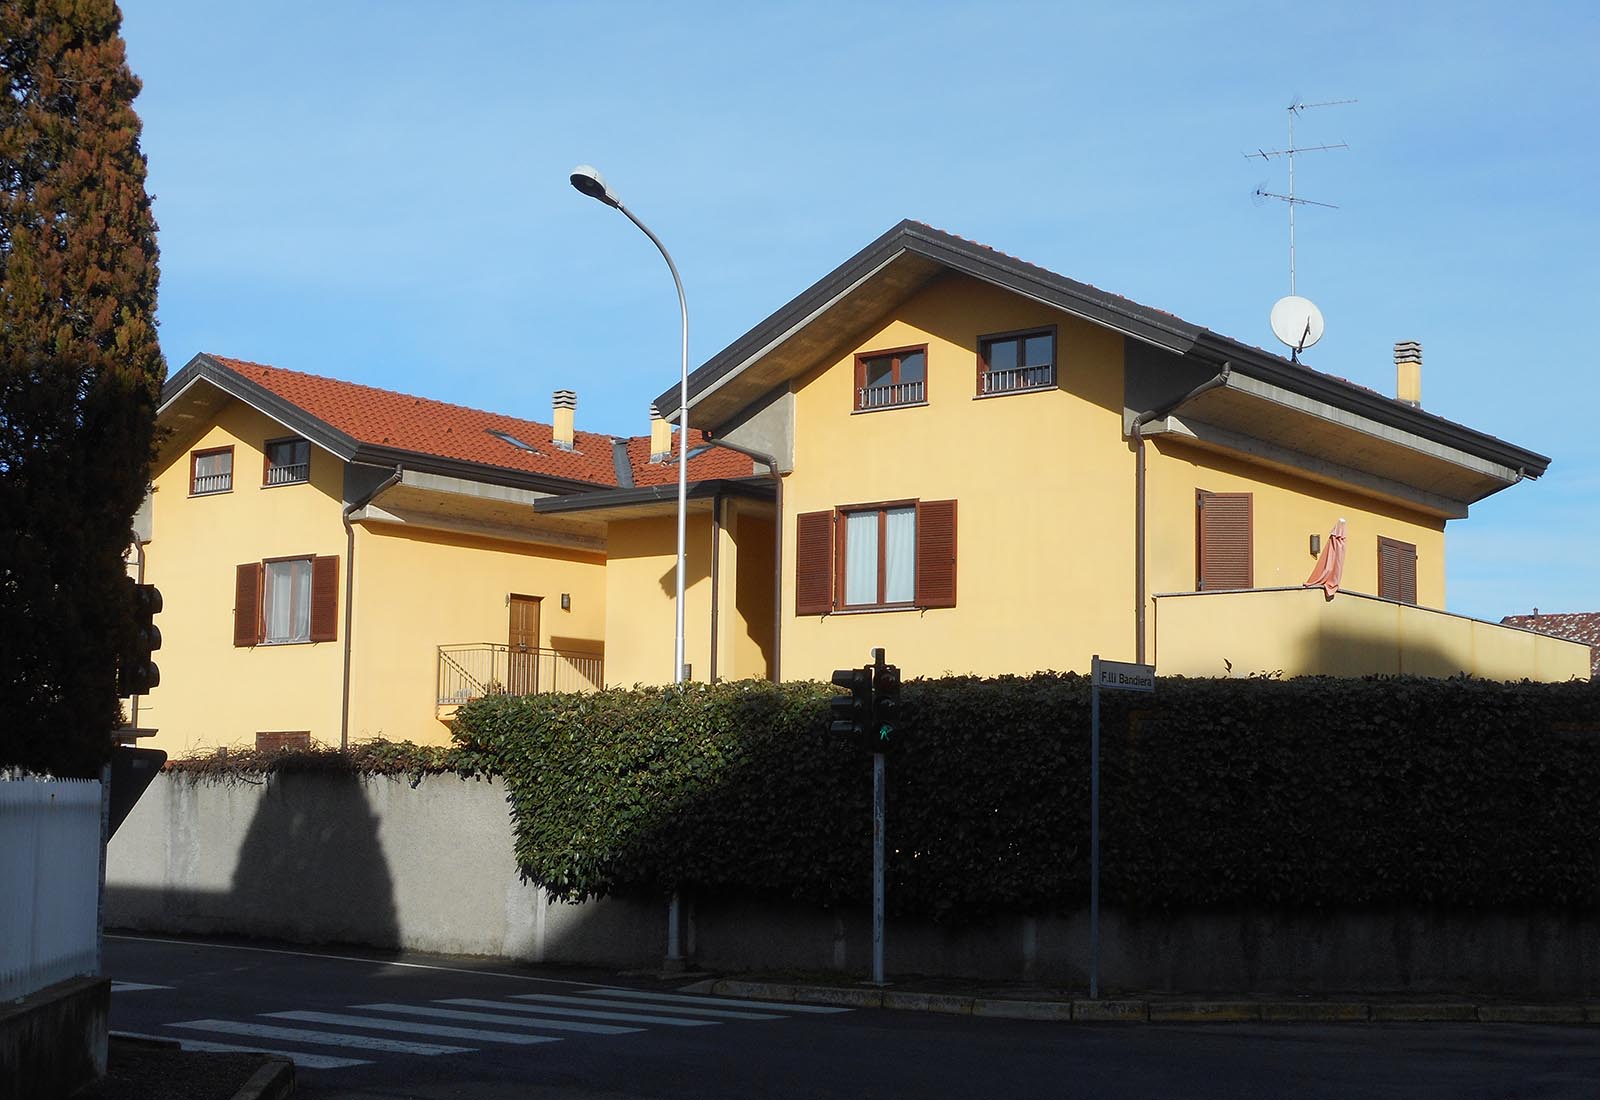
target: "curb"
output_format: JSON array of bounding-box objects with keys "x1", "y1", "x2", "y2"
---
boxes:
[
  {"x1": 704, "y1": 981, "x2": 1599, "y2": 1027},
  {"x1": 231, "y1": 1056, "x2": 294, "y2": 1100}
]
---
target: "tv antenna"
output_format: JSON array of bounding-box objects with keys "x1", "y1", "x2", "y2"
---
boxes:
[{"x1": 1245, "y1": 97, "x2": 1354, "y2": 360}]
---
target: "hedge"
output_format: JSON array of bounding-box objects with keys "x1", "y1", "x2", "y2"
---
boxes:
[{"x1": 453, "y1": 674, "x2": 1600, "y2": 920}]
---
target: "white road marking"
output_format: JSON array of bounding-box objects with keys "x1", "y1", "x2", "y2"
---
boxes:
[
  {"x1": 583, "y1": 988, "x2": 852, "y2": 1013},
  {"x1": 382, "y1": 1001, "x2": 641, "y2": 1035},
  {"x1": 111, "y1": 982, "x2": 172, "y2": 993},
  {"x1": 481, "y1": 997, "x2": 718, "y2": 1027},
  {"x1": 270, "y1": 1010, "x2": 559, "y2": 1046},
  {"x1": 169, "y1": 1019, "x2": 472, "y2": 1055},
  {"x1": 518, "y1": 992, "x2": 782, "y2": 1020},
  {"x1": 112, "y1": 1031, "x2": 370, "y2": 1070}
]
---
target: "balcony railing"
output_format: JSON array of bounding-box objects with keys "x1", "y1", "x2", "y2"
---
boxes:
[
  {"x1": 265, "y1": 462, "x2": 309, "y2": 486},
  {"x1": 192, "y1": 472, "x2": 231, "y2": 494},
  {"x1": 436, "y1": 643, "x2": 603, "y2": 714},
  {"x1": 857, "y1": 379, "x2": 926, "y2": 410},
  {"x1": 980, "y1": 363, "x2": 1055, "y2": 395}
]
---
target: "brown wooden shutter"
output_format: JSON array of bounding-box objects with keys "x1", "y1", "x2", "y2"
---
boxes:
[
  {"x1": 915, "y1": 499, "x2": 958, "y2": 608},
  {"x1": 795, "y1": 510, "x2": 835, "y2": 615},
  {"x1": 1378, "y1": 537, "x2": 1417, "y2": 604},
  {"x1": 1196, "y1": 490, "x2": 1253, "y2": 591},
  {"x1": 309, "y1": 555, "x2": 340, "y2": 642},
  {"x1": 234, "y1": 562, "x2": 263, "y2": 647}
]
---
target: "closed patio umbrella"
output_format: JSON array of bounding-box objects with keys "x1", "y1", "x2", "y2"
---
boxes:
[{"x1": 1303, "y1": 518, "x2": 1347, "y2": 599}]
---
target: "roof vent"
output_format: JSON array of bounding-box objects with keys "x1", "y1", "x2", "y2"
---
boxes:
[
  {"x1": 487, "y1": 429, "x2": 539, "y2": 454},
  {"x1": 1394, "y1": 341, "x2": 1422, "y2": 407},
  {"x1": 552, "y1": 390, "x2": 577, "y2": 451}
]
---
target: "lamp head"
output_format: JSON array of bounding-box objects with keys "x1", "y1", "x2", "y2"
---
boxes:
[{"x1": 570, "y1": 164, "x2": 621, "y2": 208}]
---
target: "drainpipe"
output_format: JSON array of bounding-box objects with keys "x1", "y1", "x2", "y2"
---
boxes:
[
  {"x1": 702, "y1": 434, "x2": 784, "y2": 683},
  {"x1": 340, "y1": 465, "x2": 403, "y2": 750},
  {"x1": 709, "y1": 494, "x2": 722, "y2": 683},
  {"x1": 1130, "y1": 364, "x2": 1232, "y2": 664}
]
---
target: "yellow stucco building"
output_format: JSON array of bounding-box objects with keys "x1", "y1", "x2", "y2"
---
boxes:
[
  {"x1": 133, "y1": 226, "x2": 1586, "y2": 758},
  {"x1": 585, "y1": 220, "x2": 1587, "y2": 686}
]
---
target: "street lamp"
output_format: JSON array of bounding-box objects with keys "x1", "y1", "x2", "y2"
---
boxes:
[
  {"x1": 569, "y1": 165, "x2": 689, "y2": 689},
  {"x1": 570, "y1": 164, "x2": 690, "y2": 969}
]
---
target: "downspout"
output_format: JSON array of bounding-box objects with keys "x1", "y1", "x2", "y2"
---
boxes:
[
  {"x1": 1131, "y1": 363, "x2": 1232, "y2": 664},
  {"x1": 702, "y1": 434, "x2": 784, "y2": 683},
  {"x1": 340, "y1": 465, "x2": 403, "y2": 750},
  {"x1": 709, "y1": 494, "x2": 722, "y2": 684}
]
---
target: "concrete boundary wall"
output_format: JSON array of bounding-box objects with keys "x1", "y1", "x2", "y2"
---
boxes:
[{"x1": 107, "y1": 773, "x2": 1600, "y2": 995}]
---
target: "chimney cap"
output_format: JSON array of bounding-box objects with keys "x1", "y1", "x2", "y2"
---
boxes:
[
  {"x1": 1394, "y1": 340, "x2": 1423, "y2": 364},
  {"x1": 552, "y1": 389, "x2": 577, "y2": 409}
]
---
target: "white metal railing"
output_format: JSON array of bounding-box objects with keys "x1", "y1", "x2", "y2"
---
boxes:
[
  {"x1": 980, "y1": 363, "x2": 1054, "y2": 395},
  {"x1": 437, "y1": 644, "x2": 604, "y2": 714},
  {"x1": 857, "y1": 379, "x2": 926, "y2": 410},
  {"x1": 191, "y1": 471, "x2": 231, "y2": 494},
  {"x1": 0, "y1": 774, "x2": 103, "y2": 1001},
  {"x1": 265, "y1": 462, "x2": 309, "y2": 486}
]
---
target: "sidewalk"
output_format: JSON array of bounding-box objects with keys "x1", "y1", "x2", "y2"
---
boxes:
[{"x1": 685, "y1": 975, "x2": 1600, "y2": 1026}]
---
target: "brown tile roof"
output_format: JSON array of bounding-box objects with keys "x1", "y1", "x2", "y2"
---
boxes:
[
  {"x1": 1499, "y1": 612, "x2": 1600, "y2": 677},
  {"x1": 204, "y1": 355, "x2": 752, "y2": 489}
]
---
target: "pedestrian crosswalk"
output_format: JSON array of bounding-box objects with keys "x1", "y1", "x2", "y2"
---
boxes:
[{"x1": 116, "y1": 985, "x2": 849, "y2": 1071}]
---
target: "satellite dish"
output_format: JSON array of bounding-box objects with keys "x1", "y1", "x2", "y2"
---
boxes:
[{"x1": 1270, "y1": 295, "x2": 1325, "y2": 355}]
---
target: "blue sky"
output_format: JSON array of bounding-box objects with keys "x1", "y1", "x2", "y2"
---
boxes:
[{"x1": 117, "y1": 1, "x2": 1598, "y2": 622}]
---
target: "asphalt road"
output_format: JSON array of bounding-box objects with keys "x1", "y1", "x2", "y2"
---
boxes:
[{"x1": 106, "y1": 934, "x2": 1600, "y2": 1099}]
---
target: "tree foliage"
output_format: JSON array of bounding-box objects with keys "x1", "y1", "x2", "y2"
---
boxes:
[
  {"x1": 454, "y1": 675, "x2": 1600, "y2": 919},
  {"x1": 0, "y1": 1, "x2": 164, "y2": 776}
]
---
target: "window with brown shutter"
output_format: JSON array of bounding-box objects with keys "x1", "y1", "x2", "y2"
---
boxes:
[
  {"x1": 310, "y1": 556, "x2": 339, "y2": 641},
  {"x1": 1378, "y1": 536, "x2": 1418, "y2": 604},
  {"x1": 234, "y1": 562, "x2": 263, "y2": 647},
  {"x1": 794, "y1": 499, "x2": 958, "y2": 614},
  {"x1": 1196, "y1": 490, "x2": 1253, "y2": 591},
  {"x1": 794, "y1": 511, "x2": 835, "y2": 615}
]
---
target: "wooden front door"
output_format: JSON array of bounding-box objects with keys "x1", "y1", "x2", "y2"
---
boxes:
[{"x1": 508, "y1": 595, "x2": 541, "y2": 695}]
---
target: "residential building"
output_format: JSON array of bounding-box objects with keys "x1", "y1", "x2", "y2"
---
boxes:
[
  {"x1": 557, "y1": 221, "x2": 1588, "y2": 685},
  {"x1": 133, "y1": 354, "x2": 759, "y2": 758}
]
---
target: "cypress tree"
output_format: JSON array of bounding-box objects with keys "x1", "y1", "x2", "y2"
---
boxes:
[{"x1": 0, "y1": 1, "x2": 165, "y2": 776}]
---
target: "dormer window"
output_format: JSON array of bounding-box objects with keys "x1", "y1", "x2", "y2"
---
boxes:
[{"x1": 264, "y1": 437, "x2": 310, "y2": 486}]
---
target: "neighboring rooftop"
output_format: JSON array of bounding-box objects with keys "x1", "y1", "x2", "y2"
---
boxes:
[
  {"x1": 160, "y1": 353, "x2": 756, "y2": 491},
  {"x1": 1499, "y1": 611, "x2": 1600, "y2": 678}
]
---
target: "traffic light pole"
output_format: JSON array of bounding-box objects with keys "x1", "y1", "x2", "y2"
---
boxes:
[
  {"x1": 871, "y1": 749, "x2": 885, "y2": 986},
  {"x1": 1090, "y1": 657, "x2": 1101, "y2": 1000}
]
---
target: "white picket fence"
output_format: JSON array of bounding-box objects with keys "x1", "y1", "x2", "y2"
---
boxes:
[{"x1": 0, "y1": 774, "x2": 103, "y2": 1002}]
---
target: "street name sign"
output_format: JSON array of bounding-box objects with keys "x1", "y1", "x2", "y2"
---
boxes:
[{"x1": 1093, "y1": 658, "x2": 1155, "y2": 693}]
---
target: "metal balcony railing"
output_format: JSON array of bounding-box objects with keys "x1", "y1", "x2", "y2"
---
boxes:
[
  {"x1": 857, "y1": 379, "x2": 926, "y2": 410},
  {"x1": 980, "y1": 363, "x2": 1055, "y2": 395},
  {"x1": 192, "y1": 471, "x2": 231, "y2": 494},
  {"x1": 265, "y1": 462, "x2": 309, "y2": 486},
  {"x1": 436, "y1": 643, "x2": 604, "y2": 712}
]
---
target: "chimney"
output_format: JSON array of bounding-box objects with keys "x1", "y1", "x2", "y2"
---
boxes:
[
  {"x1": 552, "y1": 389, "x2": 576, "y2": 451},
  {"x1": 1394, "y1": 341, "x2": 1422, "y2": 407},
  {"x1": 649, "y1": 404, "x2": 672, "y2": 462}
]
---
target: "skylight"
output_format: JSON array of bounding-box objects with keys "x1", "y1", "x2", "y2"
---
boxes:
[{"x1": 486, "y1": 429, "x2": 540, "y2": 453}]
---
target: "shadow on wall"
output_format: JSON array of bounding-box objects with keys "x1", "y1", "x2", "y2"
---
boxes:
[{"x1": 107, "y1": 769, "x2": 400, "y2": 952}]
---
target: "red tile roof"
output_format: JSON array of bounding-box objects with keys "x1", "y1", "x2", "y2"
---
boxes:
[
  {"x1": 1499, "y1": 612, "x2": 1600, "y2": 677},
  {"x1": 204, "y1": 355, "x2": 753, "y2": 489}
]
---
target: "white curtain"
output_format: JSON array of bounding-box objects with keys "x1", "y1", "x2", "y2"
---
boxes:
[
  {"x1": 265, "y1": 559, "x2": 312, "y2": 642},
  {"x1": 883, "y1": 507, "x2": 915, "y2": 603},
  {"x1": 845, "y1": 511, "x2": 878, "y2": 606}
]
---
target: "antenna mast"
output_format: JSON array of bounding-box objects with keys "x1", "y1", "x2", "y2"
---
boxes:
[{"x1": 1246, "y1": 97, "x2": 1354, "y2": 295}]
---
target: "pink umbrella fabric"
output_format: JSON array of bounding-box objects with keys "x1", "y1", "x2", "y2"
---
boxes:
[{"x1": 1303, "y1": 518, "x2": 1347, "y2": 600}]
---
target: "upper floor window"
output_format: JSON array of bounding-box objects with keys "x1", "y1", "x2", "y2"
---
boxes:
[
  {"x1": 190, "y1": 446, "x2": 234, "y2": 495},
  {"x1": 978, "y1": 328, "x2": 1056, "y2": 396},
  {"x1": 264, "y1": 437, "x2": 310, "y2": 486},
  {"x1": 843, "y1": 504, "x2": 918, "y2": 608},
  {"x1": 234, "y1": 556, "x2": 339, "y2": 647},
  {"x1": 855, "y1": 345, "x2": 927, "y2": 411}
]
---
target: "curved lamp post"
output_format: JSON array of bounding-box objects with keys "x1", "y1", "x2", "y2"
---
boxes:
[
  {"x1": 570, "y1": 164, "x2": 689, "y2": 967},
  {"x1": 569, "y1": 165, "x2": 689, "y2": 689}
]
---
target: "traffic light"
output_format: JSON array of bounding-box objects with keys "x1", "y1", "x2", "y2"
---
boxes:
[
  {"x1": 829, "y1": 665, "x2": 873, "y2": 742},
  {"x1": 118, "y1": 580, "x2": 162, "y2": 697},
  {"x1": 872, "y1": 662, "x2": 901, "y2": 750}
]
